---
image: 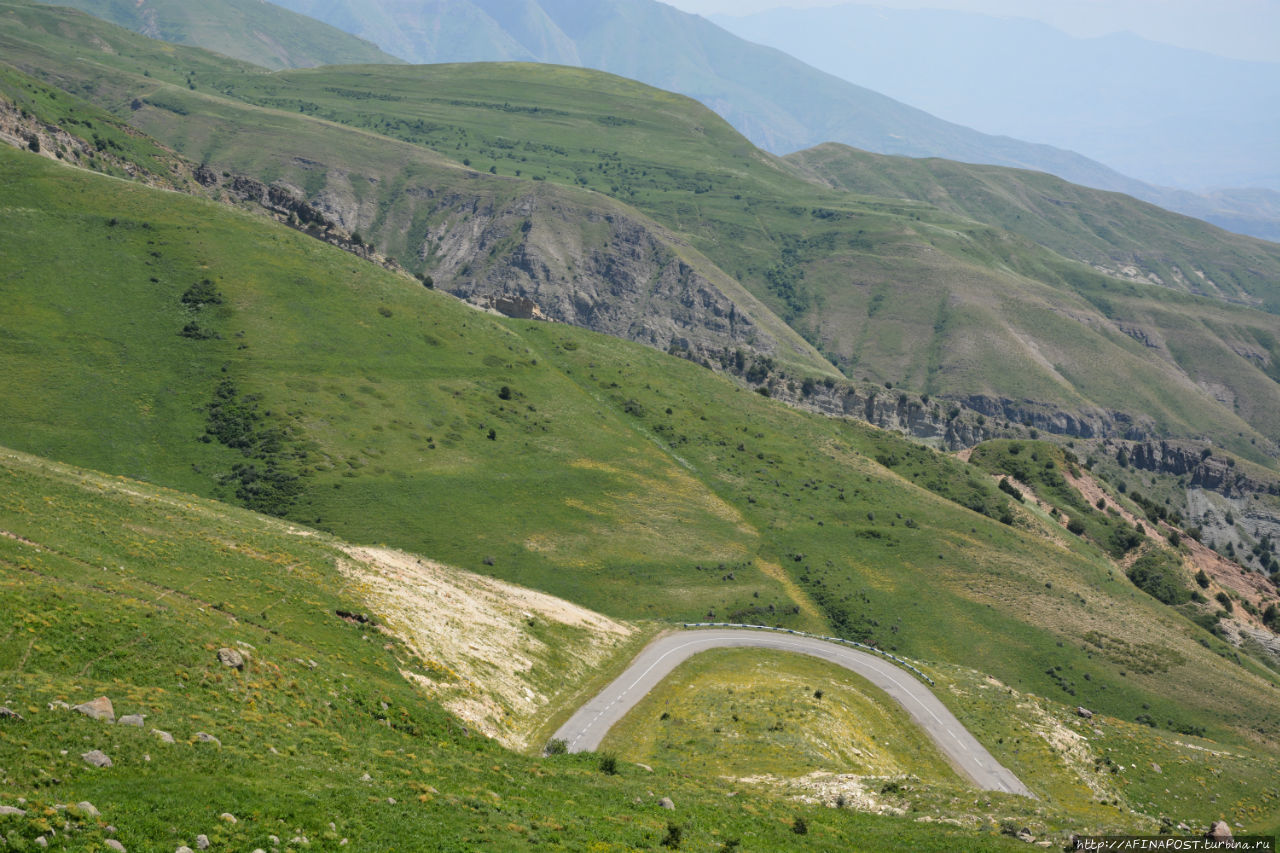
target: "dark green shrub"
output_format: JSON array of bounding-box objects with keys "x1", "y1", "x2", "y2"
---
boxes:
[
  {"x1": 1127, "y1": 552, "x2": 1191, "y2": 605},
  {"x1": 179, "y1": 321, "x2": 216, "y2": 339},
  {"x1": 998, "y1": 477, "x2": 1023, "y2": 502},
  {"x1": 181, "y1": 278, "x2": 223, "y2": 306}
]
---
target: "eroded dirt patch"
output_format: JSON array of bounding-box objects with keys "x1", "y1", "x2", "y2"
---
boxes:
[{"x1": 338, "y1": 545, "x2": 633, "y2": 750}]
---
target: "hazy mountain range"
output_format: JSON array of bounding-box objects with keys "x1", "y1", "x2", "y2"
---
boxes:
[
  {"x1": 714, "y1": 4, "x2": 1280, "y2": 194},
  {"x1": 42, "y1": 0, "x2": 399, "y2": 68}
]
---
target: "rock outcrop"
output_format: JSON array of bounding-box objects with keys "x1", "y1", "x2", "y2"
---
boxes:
[
  {"x1": 1125, "y1": 441, "x2": 1279, "y2": 499},
  {"x1": 424, "y1": 190, "x2": 794, "y2": 369}
]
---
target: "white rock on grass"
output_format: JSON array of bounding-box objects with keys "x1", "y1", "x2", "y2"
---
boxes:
[
  {"x1": 152, "y1": 729, "x2": 175, "y2": 743},
  {"x1": 196, "y1": 834, "x2": 210, "y2": 849},
  {"x1": 117, "y1": 714, "x2": 145, "y2": 727},
  {"x1": 81, "y1": 750, "x2": 113, "y2": 768},
  {"x1": 74, "y1": 801, "x2": 100, "y2": 817},
  {"x1": 194, "y1": 732, "x2": 221, "y2": 747},
  {"x1": 105, "y1": 840, "x2": 126, "y2": 852},
  {"x1": 219, "y1": 813, "x2": 237, "y2": 824},
  {"x1": 0, "y1": 806, "x2": 27, "y2": 817}
]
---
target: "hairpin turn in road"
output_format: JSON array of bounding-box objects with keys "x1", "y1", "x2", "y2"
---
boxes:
[{"x1": 551, "y1": 628, "x2": 1033, "y2": 798}]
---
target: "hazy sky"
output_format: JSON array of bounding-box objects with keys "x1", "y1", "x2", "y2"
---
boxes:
[{"x1": 663, "y1": 0, "x2": 1280, "y2": 63}]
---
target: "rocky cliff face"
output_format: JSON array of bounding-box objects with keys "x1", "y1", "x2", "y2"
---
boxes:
[
  {"x1": 748, "y1": 364, "x2": 1167, "y2": 452},
  {"x1": 1123, "y1": 441, "x2": 1280, "y2": 499},
  {"x1": 418, "y1": 187, "x2": 794, "y2": 368}
]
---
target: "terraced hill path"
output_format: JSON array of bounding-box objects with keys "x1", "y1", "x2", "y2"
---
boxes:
[{"x1": 553, "y1": 628, "x2": 1034, "y2": 797}]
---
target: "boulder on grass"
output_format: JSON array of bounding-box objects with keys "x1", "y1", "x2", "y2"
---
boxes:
[
  {"x1": 81, "y1": 750, "x2": 113, "y2": 768},
  {"x1": 73, "y1": 697, "x2": 115, "y2": 723}
]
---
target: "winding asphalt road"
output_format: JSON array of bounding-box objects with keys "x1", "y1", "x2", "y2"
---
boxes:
[{"x1": 552, "y1": 629, "x2": 1033, "y2": 797}]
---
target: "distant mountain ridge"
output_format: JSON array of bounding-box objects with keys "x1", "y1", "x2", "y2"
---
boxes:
[
  {"x1": 714, "y1": 5, "x2": 1280, "y2": 194},
  {"x1": 39, "y1": 0, "x2": 402, "y2": 69},
  {"x1": 258, "y1": 2, "x2": 1134, "y2": 174},
  {"x1": 257, "y1": 0, "x2": 1280, "y2": 242}
]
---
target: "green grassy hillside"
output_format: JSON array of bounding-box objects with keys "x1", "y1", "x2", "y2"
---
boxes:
[
  {"x1": 3, "y1": 140, "x2": 1280, "y2": 761},
  {"x1": 4, "y1": 3, "x2": 1280, "y2": 464},
  {"x1": 1, "y1": 445, "x2": 1043, "y2": 851},
  {"x1": 41, "y1": 0, "x2": 401, "y2": 69},
  {"x1": 788, "y1": 143, "x2": 1280, "y2": 311},
  {"x1": 186, "y1": 62, "x2": 1280, "y2": 459}
]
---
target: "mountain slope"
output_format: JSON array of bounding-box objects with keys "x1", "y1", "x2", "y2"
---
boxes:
[
  {"x1": 7, "y1": 120, "x2": 1280, "y2": 838},
  {"x1": 160, "y1": 62, "x2": 1280, "y2": 456},
  {"x1": 8, "y1": 138, "x2": 1280, "y2": 754},
  {"x1": 5, "y1": 1, "x2": 1280, "y2": 462},
  {"x1": 40, "y1": 0, "x2": 401, "y2": 69},
  {"x1": 787, "y1": 144, "x2": 1280, "y2": 312}
]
